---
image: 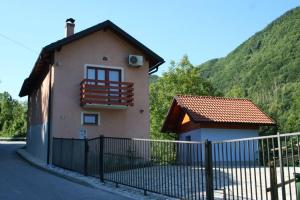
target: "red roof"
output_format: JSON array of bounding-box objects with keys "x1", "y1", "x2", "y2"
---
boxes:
[{"x1": 161, "y1": 95, "x2": 276, "y2": 133}]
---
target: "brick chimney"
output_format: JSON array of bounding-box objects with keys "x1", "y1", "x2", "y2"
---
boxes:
[{"x1": 65, "y1": 18, "x2": 75, "y2": 37}]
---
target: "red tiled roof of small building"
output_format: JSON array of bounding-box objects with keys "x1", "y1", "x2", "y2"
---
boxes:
[{"x1": 175, "y1": 95, "x2": 275, "y2": 124}]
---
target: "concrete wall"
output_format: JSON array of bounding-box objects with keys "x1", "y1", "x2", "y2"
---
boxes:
[
  {"x1": 179, "y1": 128, "x2": 259, "y2": 163},
  {"x1": 26, "y1": 122, "x2": 48, "y2": 161},
  {"x1": 26, "y1": 70, "x2": 51, "y2": 162},
  {"x1": 51, "y1": 29, "x2": 150, "y2": 140}
]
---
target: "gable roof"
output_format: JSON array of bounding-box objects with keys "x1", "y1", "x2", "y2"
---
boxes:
[
  {"x1": 161, "y1": 95, "x2": 276, "y2": 133},
  {"x1": 19, "y1": 20, "x2": 164, "y2": 97}
]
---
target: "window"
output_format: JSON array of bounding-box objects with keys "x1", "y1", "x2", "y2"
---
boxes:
[
  {"x1": 86, "y1": 66, "x2": 121, "y2": 84},
  {"x1": 82, "y1": 113, "x2": 99, "y2": 125},
  {"x1": 86, "y1": 66, "x2": 122, "y2": 102},
  {"x1": 185, "y1": 135, "x2": 191, "y2": 141}
]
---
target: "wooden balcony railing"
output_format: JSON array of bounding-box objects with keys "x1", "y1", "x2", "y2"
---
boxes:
[{"x1": 80, "y1": 79, "x2": 134, "y2": 107}]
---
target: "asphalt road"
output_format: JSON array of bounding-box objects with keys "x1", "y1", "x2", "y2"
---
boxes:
[{"x1": 0, "y1": 142, "x2": 133, "y2": 200}]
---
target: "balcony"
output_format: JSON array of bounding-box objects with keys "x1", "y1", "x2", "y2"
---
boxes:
[{"x1": 80, "y1": 79, "x2": 134, "y2": 109}]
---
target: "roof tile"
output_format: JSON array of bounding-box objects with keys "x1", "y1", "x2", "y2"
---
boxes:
[{"x1": 175, "y1": 95, "x2": 275, "y2": 125}]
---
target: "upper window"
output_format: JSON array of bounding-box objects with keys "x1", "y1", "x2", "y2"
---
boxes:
[
  {"x1": 86, "y1": 66, "x2": 122, "y2": 102},
  {"x1": 86, "y1": 67, "x2": 121, "y2": 84},
  {"x1": 83, "y1": 113, "x2": 99, "y2": 125}
]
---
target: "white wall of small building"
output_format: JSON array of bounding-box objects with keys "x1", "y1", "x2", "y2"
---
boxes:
[
  {"x1": 178, "y1": 128, "x2": 259, "y2": 164},
  {"x1": 179, "y1": 128, "x2": 258, "y2": 142}
]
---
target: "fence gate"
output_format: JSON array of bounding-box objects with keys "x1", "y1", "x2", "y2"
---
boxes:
[{"x1": 210, "y1": 132, "x2": 300, "y2": 200}]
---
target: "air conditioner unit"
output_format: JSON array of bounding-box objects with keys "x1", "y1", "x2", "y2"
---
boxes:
[{"x1": 128, "y1": 55, "x2": 143, "y2": 67}]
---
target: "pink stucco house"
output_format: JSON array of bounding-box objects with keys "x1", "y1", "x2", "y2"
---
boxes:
[{"x1": 19, "y1": 19, "x2": 164, "y2": 163}]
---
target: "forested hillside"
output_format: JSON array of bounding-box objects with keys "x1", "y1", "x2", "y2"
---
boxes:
[{"x1": 199, "y1": 7, "x2": 300, "y2": 133}]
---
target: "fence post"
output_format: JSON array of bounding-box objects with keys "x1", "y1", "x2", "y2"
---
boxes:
[
  {"x1": 277, "y1": 132, "x2": 286, "y2": 200},
  {"x1": 84, "y1": 138, "x2": 88, "y2": 176},
  {"x1": 270, "y1": 161, "x2": 278, "y2": 200},
  {"x1": 99, "y1": 135, "x2": 104, "y2": 182},
  {"x1": 205, "y1": 140, "x2": 214, "y2": 200}
]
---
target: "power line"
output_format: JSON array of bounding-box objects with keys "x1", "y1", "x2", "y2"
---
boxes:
[{"x1": 0, "y1": 32, "x2": 38, "y2": 54}]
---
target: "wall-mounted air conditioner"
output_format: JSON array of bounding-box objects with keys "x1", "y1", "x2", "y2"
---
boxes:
[{"x1": 128, "y1": 55, "x2": 143, "y2": 67}]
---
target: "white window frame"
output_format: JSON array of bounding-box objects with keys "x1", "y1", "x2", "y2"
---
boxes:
[
  {"x1": 81, "y1": 111, "x2": 100, "y2": 126},
  {"x1": 84, "y1": 64, "x2": 124, "y2": 81}
]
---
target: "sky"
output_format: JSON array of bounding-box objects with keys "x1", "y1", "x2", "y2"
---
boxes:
[{"x1": 0, "y1": 0, "x2": 299, "y2": 100}]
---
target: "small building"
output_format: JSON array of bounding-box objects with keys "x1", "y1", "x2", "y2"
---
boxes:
[
  {"x1": 18, "y1": 19, "x2": 164, "y2": 163},
  {"x1": 161, "y1": 95, "x2": 276, "y2": 163}
]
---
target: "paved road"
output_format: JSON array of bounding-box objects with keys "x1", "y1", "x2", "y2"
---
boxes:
[{"x1": 0, "y1": 142, "x2": 133, "y2": 200}]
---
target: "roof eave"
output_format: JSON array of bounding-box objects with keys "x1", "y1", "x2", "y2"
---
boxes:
[
  {"x1": 19, "y1": 49, "x2": 53, "y2": 97},
  {"x1": 162, "y1": 96, "x2": 277, "y2": 133},
  {"x1": 192, "y1": 120, "x2": 277, "y2": 126},
  {"x1": 43, "y1": 20, "x2": 164, "y2": 69},
  {"x1": 161, "y1": 98, "x2": 178, "y2": 133}
]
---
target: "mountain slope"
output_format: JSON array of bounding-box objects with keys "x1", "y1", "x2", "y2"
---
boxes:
[{"x1": 199, "y1": 7, "x2": 300, "y2": 132}]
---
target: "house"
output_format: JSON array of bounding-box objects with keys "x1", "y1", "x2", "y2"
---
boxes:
[
  {"x1": 161, "y1": 95, "x2": 276, "y2": 162},
  {"x1": 19, "y1": 19, "x2": 164, "y2": 163}
]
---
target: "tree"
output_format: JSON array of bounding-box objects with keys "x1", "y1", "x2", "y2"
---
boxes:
[
  {"x1": 0, "y1": 92, "x2": 27, "y2": 137},
  {"x1": 149, "y1": 56, "x2": 219, "y2": 139}
]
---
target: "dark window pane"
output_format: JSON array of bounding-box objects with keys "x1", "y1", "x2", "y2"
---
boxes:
[
  {"x1": 87, "y1": 68, "x2": 96, "y2": 79},
  {"x1": 97, "y1": 69, "x2": 105, "y2": 86},
  {"x1": 87, "y1": 68, "x2": 96, "y2": 85},
  {"x1": 97, "y1": 70, "x2": 105, "y2": 81},
  {"x1": 83, "y1": 114, "x2": 98, "y2": 125},
  {"x1": 109, "y1": 70, "x2": 120, "y2": 82}
]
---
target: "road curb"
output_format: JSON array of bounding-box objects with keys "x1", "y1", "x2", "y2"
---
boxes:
[{"x1": 17, "y1": 149, "x2": 97, "y2": 188}]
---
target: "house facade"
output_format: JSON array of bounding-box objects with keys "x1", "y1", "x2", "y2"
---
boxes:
[
  {"x1": 19, "y1": 19, "x2": 164, "y2": 162},
  {"x1": 161, "y1": 95, "x2": 276, "y2": 162}
]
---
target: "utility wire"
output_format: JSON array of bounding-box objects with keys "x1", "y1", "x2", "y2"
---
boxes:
[{"x1": 0, "y1": 32, "x2": 38, "y2": 54}]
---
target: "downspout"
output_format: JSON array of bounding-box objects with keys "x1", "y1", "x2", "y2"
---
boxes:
[
  {"x1": 47, "y1": 63, "x2": 53, "y2": 164},
  {"x1": 149, "y1": 61, "x2": 165, "y2": 75}
]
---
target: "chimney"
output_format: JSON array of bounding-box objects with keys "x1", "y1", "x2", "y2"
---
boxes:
[{"x1": 65, "y1": 18, "x2": 75, "y2": 37}]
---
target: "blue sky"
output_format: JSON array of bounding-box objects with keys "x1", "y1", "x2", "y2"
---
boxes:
[{"x1": 0, "y1": 0, "x2": 299, "y2": 100}]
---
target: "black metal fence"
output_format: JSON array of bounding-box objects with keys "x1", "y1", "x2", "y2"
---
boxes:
[
  {"x1": 103, "y1": 137, "x2": 209, "y2": 199},
  {"x1": 52, "y1": 132, "x2": 300, "y2": 200},
  {"x1": 86, "y1": 137, "x2": 100, "y2": 177},
  {"x1": 52, "y1": 137, "x2": 86, "y2": 174}
]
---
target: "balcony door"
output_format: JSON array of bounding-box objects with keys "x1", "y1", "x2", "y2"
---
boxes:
[{"x1": 86, "y1": 66, "x2": 122, "y2": 102}]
